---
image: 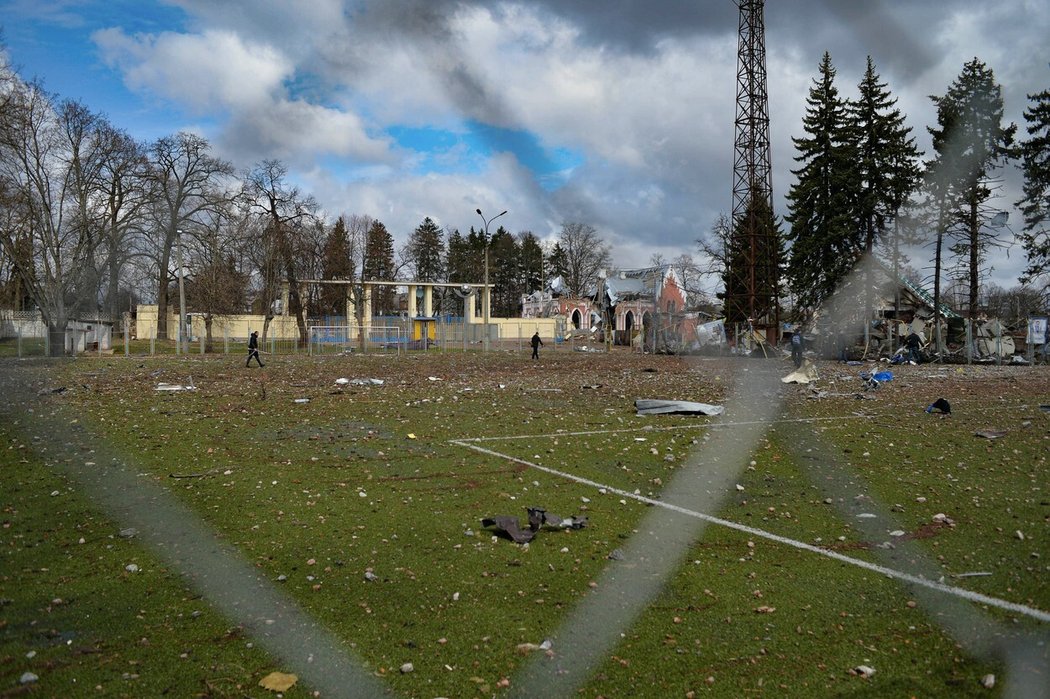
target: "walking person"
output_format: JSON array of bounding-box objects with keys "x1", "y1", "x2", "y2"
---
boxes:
[
  {"x1": 246, "y1": 330, "x2": 265, "y2": 367},
  {"x1": 790, "y1": 327, "x2": 804, "y2": 369},
  {"x1": 531, "y1": 331, "x2": 543, "y2": 360}
]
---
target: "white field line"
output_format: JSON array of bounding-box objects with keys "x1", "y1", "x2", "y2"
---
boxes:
[{"x1": 450, "y1": 438, "x2": 1050, "y2": 624}]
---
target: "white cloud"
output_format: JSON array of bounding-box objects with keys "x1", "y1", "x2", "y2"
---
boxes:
[{"x1": 94, "y1": 28, "x2": 291, "y2": 110}]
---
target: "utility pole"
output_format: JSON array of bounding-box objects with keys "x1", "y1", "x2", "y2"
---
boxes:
[
  {"x1": 176, "y1": 229, "x2": 188, "y2": 354},
  {"x1": 476, "y1": 208, "x2": 507, "y2": 352}
]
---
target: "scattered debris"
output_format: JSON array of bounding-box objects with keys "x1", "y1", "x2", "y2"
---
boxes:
[
  {"x1": 1015, "y1": 530, "x2": 1025, "y2": 541},
  {"x1": 607, "y1": 548, "x2": 626, "y2": 561},
  {"x1": 19, "y1": 672, "x2": 38, "y2": 685},
  {"x1": 974, "y1": 429, "x2": 1007, "y2": 439},
  {"x1": 850, "y1": 665, "x2": 876, "y2": 678},
  {"x1": 348, "y1": 378, "x2": 384, "y2": 385},
  {"x1": 925, "y1": 398, "x2": 952, "y2": 416},
  {"x1": 259, "y1": 671, "x2": 298, "y2": 692},
  {"x1": 859, "y1": 370, "x2": 893, "y2": 390},
  {"x1": 400, "y1": 662, "x2": 414, "y2": 674},
  {"x1": 37, "y1": 386, "x2": 67, "y2": 395},
  {"x1": 335, "y1": 377, "x2": 350, "y2": 385},
  {"x1": 981, "y1": 674, "x2": 996, "y2": 689},
  {"x1": 481, "y1": 507, "x2": 546, "y2": 544},
  {"x1": 953, "y1": 571, "x2": 992, "y2": 578},
  {"x1": 481, "y1": 506, "x2": 587, "y2": 544},
  {"x1": 582, "y1": 383, "x2": 603, "y2": 389},
  {"x1": 155, "y1": 382, "x2": 197, "y2": 392},
  {"x1": 782, "y1": 360, "x2": 819, "y2": 384},
  {"x1": 427, "y1": 376, "x2": 442, "y2": 382},
  {"x1": 574, "y1": 345, "x2": 604, "y2": 353},
  {"x1": 932, "y1": 513, "x2": 955, "y2": 527},
  {"x1": 118, "y1": 527, "x2": 138, "y2": 538},
  {"x1": 535, "y1": 508, "x2": 588, "y2": 530},
  {"x1": 125, "y1": 563, "x2": 139, "y2": 573},
  {"x1": 634, "y1": 399, "x2": 724, "y2": 416},
  {"x1": 364, "y1": 570, "x2": 379, "y2": 582},
  {"x1": 294, "y1": 398, "x2": 310, "y2": 404}
]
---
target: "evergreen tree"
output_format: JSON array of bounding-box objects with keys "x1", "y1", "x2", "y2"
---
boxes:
[
  {"x1": 547, "y1": 243, "x2": 569, "y2": 284},
  {"x1": 319, "y1": 216, "x2": 353, "y2": 317},
  {"x1": 784, "y1": 52, "x2": 858, "y2": 312},
  {"x1": 927, "y1": 58, "x2": 1015, "y2": 320},
  {"x1": 518, "y1": 231, "x2": 544, "y2": 292},
  {"x1": 406, "y1": 216, "x2": 445, "y2": 282},
  {"x1": 851, "y1": 57, "x2": 923, "y2": 255},
  {"x1": 362, "y1": 219, "x2": 395, "y2": 315},
  {"x1": 722, "y1": 195, "x2": 784, "y2": 323},
  {"x1": 1018, "y1": 86, "x2": 1050, "y2": 284},
  {"x1": 489, "y1": 226, "x2": 521, "y2": 316}
]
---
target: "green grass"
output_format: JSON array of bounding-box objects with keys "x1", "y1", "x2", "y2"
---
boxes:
[{"x1": 1, "y1": 353, "x2": 1047, "y2": 697}]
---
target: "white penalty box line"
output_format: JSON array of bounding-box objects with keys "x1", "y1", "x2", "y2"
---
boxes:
[{"x1": 448, "y1": 416, "x2": 1050, "y2": 624}]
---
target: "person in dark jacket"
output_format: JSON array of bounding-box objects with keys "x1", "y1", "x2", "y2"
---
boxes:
[
  {"x1": 790, "y1": 328, "x2": 805, "y2": 368},
  {"x1": 531, "y1": 331, "x2": 543, "y2": 360},
  {"x1": 246, "y1": 330, "x2": 264, "y2": 367}
]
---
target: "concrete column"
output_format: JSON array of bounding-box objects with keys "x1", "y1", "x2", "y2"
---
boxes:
[
  {"x1": 466, "y1": 291, "x2": 476, "y2": 323},
  {"x1": 363, "y1": 285, "x2": 372, "y2": 329},
  {"x1": 483, "y1": 287, "x2": 491, "y2": 325},
  {"x1": 423, "y1": 285, "x2": 433, "y2": 317},
  {"x1": 407, "y1": 285, "x2": 418, "y2": 318}
]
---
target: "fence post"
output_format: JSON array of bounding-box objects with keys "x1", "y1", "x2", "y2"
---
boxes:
[{"x1": 17, "y1": 326, "x2": 22, "y2": 359}]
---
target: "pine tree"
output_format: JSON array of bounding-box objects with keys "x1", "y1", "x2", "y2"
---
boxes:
[
  {"x1": 406, "y1": 217, "x2": 445, "y2": 282},
  {"x1": 784, "y1": 52, "x2": 858, "y2": 312},
  {"x1": 362, "y1": 219, "x2": 395, "y2": 315},
  {"x1": 518, "y1": 231, "x2": 544, "y2": 292},
  {"x1": 547, "y1": 243, "x2": 569, "y2": 284},
  {"x1": 927, "y1": 58, "x2": 1015, "y2": 320},
  {"x1": 722, "y1": 194, "x2": 784, "y2": 323},
  {"x1": 489, "y1": 226, "x2": 521, "y2": 316},
  {"x1": 319, "y1": 216, "x2": 353, "y2": 317},
  {"x1": 1018, "y1": 87, "x2": 1050, "y2": 284},
  {"x1": 851, "y1": 57, "x2": 922, "y2": 255}
]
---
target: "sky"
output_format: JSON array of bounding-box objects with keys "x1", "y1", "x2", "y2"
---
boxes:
[{"x1": 2, "y1": 0, "x2": 1048, "y2": 292}]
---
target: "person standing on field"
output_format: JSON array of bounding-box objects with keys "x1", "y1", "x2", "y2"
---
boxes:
[
  {"x1": 246, "y1": 330, "x2": 264, "y2": 367},
  {"x1": 531, "y1": 331, "x2": 543, "y2": 360}
]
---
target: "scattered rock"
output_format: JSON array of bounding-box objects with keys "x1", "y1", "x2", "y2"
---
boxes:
[
  {"x1": 19, "y1": 672, "x2": 38, "y2": 685},
  {"x1": 400, "y1": 662, "x2": 414, "y2": 674},
  {"x1": 119, "y1": 527, "x2": 137, "y2": 538},
  {"x1": 125, "y1": 563, "x2": 139, "y2": 573},
  {"x1": 981, "y1": 673, "x2": 995, "y2": 689},
  {"x1": 850, "y1": 665, "x2": 876, "y2": 678}
]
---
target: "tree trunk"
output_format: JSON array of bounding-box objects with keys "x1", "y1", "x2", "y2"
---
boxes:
[
  {"x1": 156, "y1": 246, "x2": 171, "y2": 340},
  {"x1": 204, "y1": 315, "x2": 214, "y2": 353},
  {"x1": 968, "y1": 200, "x2": 979, "y2": 319}
]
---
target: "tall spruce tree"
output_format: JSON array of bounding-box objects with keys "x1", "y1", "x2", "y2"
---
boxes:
[
  {"x1": 489, "y1": 226, "x2": 521, "y2": 316},
  {"x1": 518, "y1": 231, "x2": 544, "y2": 293},
  {"x1": 851, "y1": 57, "x2": 923, "y2": 256},
  {"x1": 362, "y1": 219, "x2": 395, "y2": 315},
  {"x1": 785, "y1": 52, "x2": 859, "y2": 312},
  {"x1": 319, "y1": 216, "x2": 353, "y2": 317},
  {"x1": 405, "y1": 216, "x2": 445, "y2": 282},
  {"x1": 927, "y1": 58, "x2": 1015, "y2": 320},
  {"x1": 1018, "y1": 86, "x2": 1050, "y2": 284},
  {"x1": 722, "y1": 195, "x2": 784, "y2": 323}
]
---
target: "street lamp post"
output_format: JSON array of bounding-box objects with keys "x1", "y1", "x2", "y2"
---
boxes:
[
  {"x1": 476, "y1": 208, "x2": 507, "y2": 352},
  {"x1": 176, "y1": 229, "x2": 188, "y2": 355}
]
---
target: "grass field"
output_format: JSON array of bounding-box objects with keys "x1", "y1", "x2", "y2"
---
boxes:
[{"x1": 1, "y1": 351, "x2": 1047, "y2": 698}]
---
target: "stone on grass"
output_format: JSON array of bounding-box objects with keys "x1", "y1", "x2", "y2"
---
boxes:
[{"x1": 20, "y1": 672, "x2": 38, "y2": 685}]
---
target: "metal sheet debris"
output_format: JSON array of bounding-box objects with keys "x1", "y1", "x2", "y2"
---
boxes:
[{"x1": 634, "y1": 399, "x2": 725, "y2": 416}]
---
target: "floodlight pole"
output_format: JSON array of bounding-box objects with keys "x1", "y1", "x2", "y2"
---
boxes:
[
  {"x1": 476, "y1": 208, "x2": 507, "y2": 352},
  {"x1": 176, "y1": 229, "x2": 188, "y2": 355}
]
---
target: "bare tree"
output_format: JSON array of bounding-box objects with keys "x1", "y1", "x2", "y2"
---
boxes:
[
  {"x1": 243, "y1": 160, "x2": 318, "y2": 343},
  {"x1": 558, "y1": 222, "x2": 611, "y2": 298},
  {"x1": 147, "y1": 132, "x2": 234, "y2": 339},
  {"x1": 0, "y1": 78, "x2": 107, "y2": 354}
]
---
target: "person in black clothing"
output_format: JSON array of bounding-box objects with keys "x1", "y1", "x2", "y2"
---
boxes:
[
  {"x1": 246, "y1": 330, "x2": 264, "y2": 367},
  {"x1": 531, "y1": 331, "x2": 543, "y2": 360},
  {"x1": 790, "y1": 328, "x2": 804, "y2": 368},
  {"x1": 904, "y1": 332, "x2": 922, "y2": 364}
]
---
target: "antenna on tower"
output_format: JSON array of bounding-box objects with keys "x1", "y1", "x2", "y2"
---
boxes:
[{"x1": 726, "y1": 0, "x2": 781, "y2": 346}]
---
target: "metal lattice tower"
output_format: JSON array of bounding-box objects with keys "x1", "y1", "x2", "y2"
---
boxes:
[{"x1": 728, "y1": 0, "x2": 780, "y2": 339}]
